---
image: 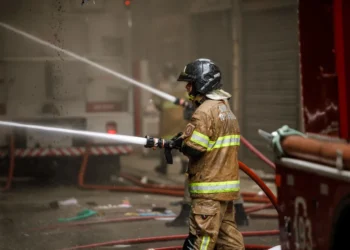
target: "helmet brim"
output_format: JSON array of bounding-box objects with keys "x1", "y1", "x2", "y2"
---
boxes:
[{"x1": 177, "y1": 72, "x2": 193, "y2": 82}]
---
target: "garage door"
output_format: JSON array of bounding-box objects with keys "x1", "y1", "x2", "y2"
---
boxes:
[{"x1": 242, "y1": 6, "x2": 300, "y2": 172}]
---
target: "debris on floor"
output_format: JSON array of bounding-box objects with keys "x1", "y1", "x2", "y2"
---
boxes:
[
  {"x1": 58, "y1": 209, "x2": 97, "y2": 222},
  {"x1": 93, "y1": 198, "x2": 132, "y2": 210},
  {"x1": 49, "y1": 198, "x2": 78, "y2": 209}
]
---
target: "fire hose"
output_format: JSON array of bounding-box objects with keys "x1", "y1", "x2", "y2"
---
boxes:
[
  {"x1": 259, "y1": 125, "x2": 350, "y2": 169},
  {"x1": 117, "y1": 172, "x2": 271, "y2": 203},
  {"x1": 0, "y1": 127, "x2": 279, "y2": 250},
  {"x1": 0, "y1": 22, "x2": 281, "y2": 250},
  {"x1": 0, "y1": 122, "x2": 279, "y2": 249},
  {"x1": 58, "y1": 230, "x2": 280, "y2": 250},
  {"x1": 0, "y1": 124, "x2": 277, "y2": 206},
  {"x1": 145, "y1": 245, "x2": 273, "y2": 250},
  {"x1": 77, "y1": 145, "x2": 276, "y2": 206}
]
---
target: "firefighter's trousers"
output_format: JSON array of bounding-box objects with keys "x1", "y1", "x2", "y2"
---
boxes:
[{"x1": 183, "y1": 198, "x2": 245, "y2": 250}]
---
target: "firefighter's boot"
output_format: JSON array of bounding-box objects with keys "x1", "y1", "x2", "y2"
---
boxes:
[
  {"x1": 165, "y1": 203, "x2": 190, "y2": 227},
  {"x1": 154, "y1": 165, "x2": 167, "y2": 175},
  {"x1": 234, "y1": 203, "x2": 249, "y2": 226}
]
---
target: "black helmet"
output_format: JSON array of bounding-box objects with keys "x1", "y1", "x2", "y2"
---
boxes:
[{"x1": 177, "y1": 58, "x2": 222, "y2": 96}]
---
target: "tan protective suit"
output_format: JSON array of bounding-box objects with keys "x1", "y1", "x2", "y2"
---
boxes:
[{"x1": 181, "y1": 98, "x2": 244, "y2": 250}]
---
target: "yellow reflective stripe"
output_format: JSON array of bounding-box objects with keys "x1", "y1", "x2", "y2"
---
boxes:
[
  {"x1": 200, "y1": 236, "x2": 210, "y2": 250},
  {"x1": 189, "y1": 180, "x2": 240, "y2": 194},
  {"x1": 208, "y1": 135, "x2": 240, "y2": 151},
  {"x1": 190, "y1": 131, "x2": 209, "y2": 148},
  {"x1": 189, "y1": 131, "x2": 240, "y2": 150}
]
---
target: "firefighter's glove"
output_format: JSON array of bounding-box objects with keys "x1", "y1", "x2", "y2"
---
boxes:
[
  {"x1": 175, "y1": 98, "x2": 192, "y2": 108},
  {"x1": 162, "y1": 133, "x2": 184, "y2": 164},
  {"x1": 144, "y1": 134, "x2": 183, "y2": 151},
  {"x1": 168, "y1": 132, "x2": 184, "y2": 151}
]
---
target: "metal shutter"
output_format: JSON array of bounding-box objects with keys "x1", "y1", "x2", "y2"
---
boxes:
[{"x1": 242, "y1": 6, "x2": 300, "y2": 173}]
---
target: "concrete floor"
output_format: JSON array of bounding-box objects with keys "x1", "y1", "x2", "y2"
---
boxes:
[{"x1": 0, "y1": 153, "x2": 280, "y2": 250}]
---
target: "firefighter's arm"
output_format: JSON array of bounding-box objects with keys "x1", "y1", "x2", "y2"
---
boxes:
[
  {"x1": 151, "y1": 94, "x2": 163, "y2": 111},
  {"x1": 181, "y1": 110, "x2": 212, "y2": 159}
]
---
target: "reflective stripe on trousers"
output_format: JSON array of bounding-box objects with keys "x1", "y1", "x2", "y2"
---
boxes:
[{"x1": 189, "y1": 180, "x2": 240, "y2": 194}]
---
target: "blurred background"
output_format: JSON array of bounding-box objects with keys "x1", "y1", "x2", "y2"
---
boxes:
[
  {"x1": 0, "y1": 0, "x2": 300, "y2": 176},
  {"x1": 0, "y1": 1, "x2": 301, "y2": 249}
]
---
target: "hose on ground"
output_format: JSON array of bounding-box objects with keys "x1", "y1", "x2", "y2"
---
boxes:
[
  {"x1": 58, "y1": 230, "x2": 280, "y2": 250},
  {"x1": 78, "y1": 146, "x2": 275, "y2": 205},
  {"x1": 146, "y1": 245, "x2": 273, "y2": 250}
]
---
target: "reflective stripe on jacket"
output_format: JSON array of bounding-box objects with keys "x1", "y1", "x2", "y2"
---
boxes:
[{"x1": 182, "y1": 99, "x2": 241, "y2": 201}]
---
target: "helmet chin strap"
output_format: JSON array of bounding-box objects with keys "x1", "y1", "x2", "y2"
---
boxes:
[
  {"x1": 188, "y1": 85, "x2": 207, "y2": 107},
  {"x1": 191, "y1": 94, "x2": 206, "y2": 107}
]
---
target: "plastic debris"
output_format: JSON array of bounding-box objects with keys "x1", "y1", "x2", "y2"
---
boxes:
[
  {"x1": 94, "y1": 198, "x2": 132, "y2": 210},
  {"x1": 49, "y1": 198, "x2": 78, "y2": 209},
  {"x1": 58, "y1": 209, "x2": 97, "y2": 222}
]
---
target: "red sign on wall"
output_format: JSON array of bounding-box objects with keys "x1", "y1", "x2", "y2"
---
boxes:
[
  {"x1": 0, "y1": 103, "x2": 6, "y2": 115},
  {"x1": 86, "y1": 102, "x2": 122, "y2": 113}
]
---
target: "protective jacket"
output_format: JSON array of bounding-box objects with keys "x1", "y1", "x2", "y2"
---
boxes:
[{"x1": 181, "y1": 99, "x2": 241, "y2": 201}]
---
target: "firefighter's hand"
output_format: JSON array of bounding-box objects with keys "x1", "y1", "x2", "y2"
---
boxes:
[
  {"x1": 175, "y1": 98, "x2": 193, "y2": 108},
  {"x1": 166, "y1": 132, "x2": 184, "y2": 151}
]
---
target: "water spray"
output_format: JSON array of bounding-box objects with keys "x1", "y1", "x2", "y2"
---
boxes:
[
  {"x1": 0, "y1": 121, "x2": 148, "y2": 145},
  {"x1": 0, "y1": 120, "x2": 179, "y2": 163},
  {"x1": 0, "y1": 22, "x2": 275, "y2": 169},
  {"x1": 0, "y1": 22, "x2": 178, "y2": 104}
]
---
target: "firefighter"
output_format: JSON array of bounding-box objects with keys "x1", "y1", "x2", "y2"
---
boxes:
[
  {"x1": 176, "y1": 58, "x2": 245, "y2": 249},
  {"x1": 152, "y1": 63, "x2": 189, "y2": 175},
  {"x1": 166, "y1": 103, "x2": 249, "y2": 228}
]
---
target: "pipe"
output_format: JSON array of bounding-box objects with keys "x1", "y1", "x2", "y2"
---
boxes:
[
  {"x1": 78, "y1": 145, "x2": 184, "y2": 197},
  {"x1": 240, "y1": 136, "x2": 276, "y2": 170},
  {"x1": 280, "y1": 135, "x2": 350, "y2": 169},
  {"x1": 32, "y1": 203, "x2": 273, "y2": 232},
  {"x1": 58, "y1": 230, "x2": 280, "y2": 250},
  {"x1": 238, "y1": 161, "x2": 279, "y2": 213},
  {"x1": 78, "y1": 147, "x2": 272, "y2": 203},
  {"x1": 2, "y1": 135, "x2": 15, "y2": 192},
  {"x1": 0, "y1": 23, "x2": 279, "y2": 175},
  {"x1": 245, "y1": 203, "x2": 273, "y2": 213},
  {"x1": 119, "y1": 172, "x2": 268, "y2": 199},
  {"x1": 249, "y1": 213, "x2": 278, "y2": 219},
  {"x1": 31, "y1": 216, "x2": 176, "y2": 231},
  {"x1": 146, "y1": 245, "x2": 273, "y2": 250}
]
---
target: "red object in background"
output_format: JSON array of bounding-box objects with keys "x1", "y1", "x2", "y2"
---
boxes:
[
  {"x1": 276, "y1": 159, "x2": 350, "y2": 250},
  {"x1": 276, "y1": 3, "x2": 350, "y2": 250},
  {"x1": 86, "y1": 102, "x2": 122, "y2": 113},
  {"x1": 299, "y1": 0, "x2": 340, "y2": 137},
  {"x1": 124, "y1": 0, "x2": 131, "y2": 8},
  {"x1": 299, "y1": 0, "x2": 350, "y2": 141},
  {"x1": 334, "y1": 0, "x2": 350, "y2": 140},
  {"x1": 0, "y1": 103, "x2": 6, "y2": 115},
  {"x1": 106, "y1": 121, "x2": 117, "y2": 134}
]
